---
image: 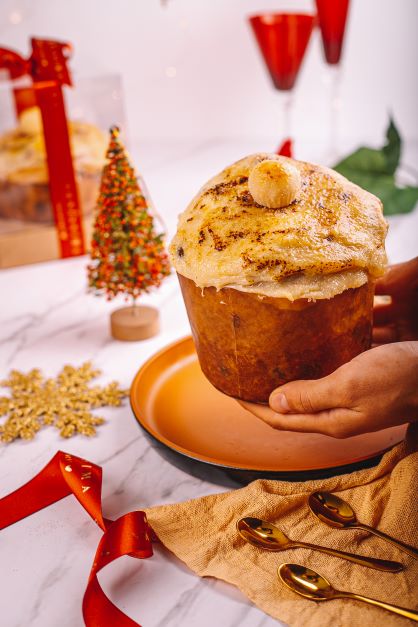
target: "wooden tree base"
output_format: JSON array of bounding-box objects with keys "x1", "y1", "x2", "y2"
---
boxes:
[{"x1": 110, "y1": 305, "x2": 160, "y2": 341}]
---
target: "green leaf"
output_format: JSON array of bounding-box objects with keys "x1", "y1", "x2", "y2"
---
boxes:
[
  {"x1": 382, "y1": 186, "x2": 418, "y2": 215},
  {"x1": 333, "y1": 117, "x2": 418, "y2": 216},
  {"x1": 383, "y1": 116, "x2": 401, "y2": 175},
  {"x1": 334, "y1": 147, "x2": 388, "y2": 176}
]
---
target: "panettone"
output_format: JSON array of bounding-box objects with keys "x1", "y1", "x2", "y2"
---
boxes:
[{"x1": 170, "y1": 153, "x2": 388, "y2": 403}]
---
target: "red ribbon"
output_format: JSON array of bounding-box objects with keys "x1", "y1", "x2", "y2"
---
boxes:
[
  {"x1": 0, "y1": 451, "x2": 154, "y2": 627},
  {"x1": 0, "y1": 39, "x2": 85, "y2": 258}
]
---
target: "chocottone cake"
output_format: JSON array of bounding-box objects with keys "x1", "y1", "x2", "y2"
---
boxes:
[{"x1": 170, "y1": 153, "x2": 387, "y2": 301}]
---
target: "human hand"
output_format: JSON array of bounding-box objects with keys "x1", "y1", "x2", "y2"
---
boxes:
[
  {"x1": 373, "y1": 257, "x2": 418, "y2": 344},
  {"x1": 239, "y1": 341, "x2": 418, "y2": 438}
]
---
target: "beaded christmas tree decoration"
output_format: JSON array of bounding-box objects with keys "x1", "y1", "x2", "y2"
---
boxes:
[{"x1": 88, "y1": 127, "x2": 170, "y2": 340}]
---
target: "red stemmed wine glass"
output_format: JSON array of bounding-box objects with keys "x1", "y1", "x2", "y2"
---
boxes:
[
  {"x1": 315, "y1": 0, "x2": 351, "y2": 159},
  {"x1": 249, "y1": 13, "x2": 315, "y2": 155},
  {"x1": 316, "y1": 0, "x2": 350, "y2": 64}
]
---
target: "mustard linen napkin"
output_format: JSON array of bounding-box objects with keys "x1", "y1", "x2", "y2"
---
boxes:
[{"x1": 146, "y1": 424, "x2": 418, "y2": 627}]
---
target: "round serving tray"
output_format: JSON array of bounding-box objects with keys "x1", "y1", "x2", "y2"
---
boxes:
[{"x1": 130, "y1": 336, "x2": 406, "y2": 487}]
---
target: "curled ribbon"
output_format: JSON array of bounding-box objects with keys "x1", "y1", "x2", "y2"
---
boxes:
[
  {"x1": 0, "y1": 451, "x2": 153, "y2": 626},
  {"x1": 0, "y1": 39, "x2": 85, "y2": 258}
]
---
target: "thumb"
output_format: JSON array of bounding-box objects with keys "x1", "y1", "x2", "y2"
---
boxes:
[{"x1": 269, "y1": 373, "x2": 340, "y2": 415}]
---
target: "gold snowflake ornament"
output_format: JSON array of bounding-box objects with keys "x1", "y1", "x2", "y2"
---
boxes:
[{"x1": 0, "y1": 362, "x2": 128, "y2": 443}]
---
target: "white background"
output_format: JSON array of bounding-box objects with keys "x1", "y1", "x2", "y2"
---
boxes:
[{"x1": 0, "y1": 0, "x2": 417, "y2": 150}]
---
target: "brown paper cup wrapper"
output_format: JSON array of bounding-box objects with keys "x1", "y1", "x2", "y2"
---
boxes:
[{"x1": 178, "y1": 273, "x2": 374, "y2": 403}]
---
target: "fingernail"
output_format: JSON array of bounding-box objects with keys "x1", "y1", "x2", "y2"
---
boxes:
[{"x1": 270, "y1": 392, "x2": 290, "y2": 413}]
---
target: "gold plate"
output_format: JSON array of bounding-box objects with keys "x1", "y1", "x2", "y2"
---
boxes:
[{"x1": 130, "y1": 336, "x2": 406, "y2": 483}]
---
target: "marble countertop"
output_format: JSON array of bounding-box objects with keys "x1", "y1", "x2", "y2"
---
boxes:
[{"x1": 1, "y1": 140, "x2": 417, "y2": 627}]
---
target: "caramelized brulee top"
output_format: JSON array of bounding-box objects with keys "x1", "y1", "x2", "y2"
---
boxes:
[{"x1": 170, "y1": 153, "x2": 388, "y2": 300}]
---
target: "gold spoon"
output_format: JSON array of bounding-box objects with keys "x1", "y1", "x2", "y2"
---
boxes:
[
  {"x1": 278, "y1": 563, "x2": 418, "y2": 622},
  {"x1": 237, "y1": 517, "x2": 403, "y2": 572},
  {"x1": 309, "y1": 491, "x2": 418, "y2": 560}
]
